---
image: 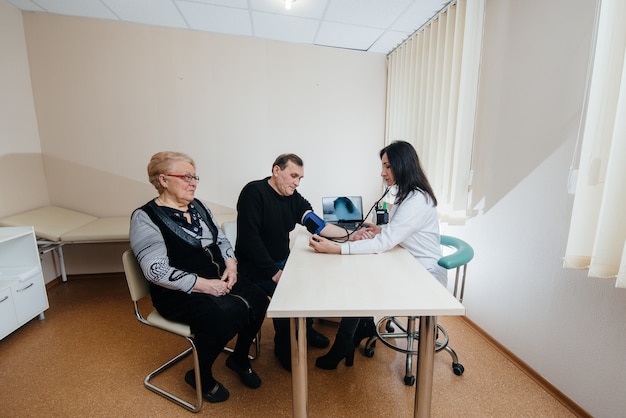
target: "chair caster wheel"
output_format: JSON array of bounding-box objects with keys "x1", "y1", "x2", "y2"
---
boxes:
[
  {"x1": 364, "y1": 347, "x2": 375, "y2": 358},
  {"x1": 452, "y1": 363, "x2": 464, "y2": 375},
  {"x1": 404, "y1": 375, "x2": 415, "y2": 386}
]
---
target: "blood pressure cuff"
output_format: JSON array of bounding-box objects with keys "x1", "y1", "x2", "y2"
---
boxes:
[{"x1": 303, "y1": 211, "x2": 326, "y2": 235}]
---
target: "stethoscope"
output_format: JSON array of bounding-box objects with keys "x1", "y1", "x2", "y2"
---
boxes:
[{"x1": 327, "y1": 187, "x2": 391, "y2": 242}]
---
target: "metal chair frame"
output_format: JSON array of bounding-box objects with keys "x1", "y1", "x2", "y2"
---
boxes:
[
  {"x1": 123, "y1": 249, "x2": 203, "y2": 412},
  {"x1": 123, "y1": 249, "x2": 261, "y2": 412},
  {"x1": 363, "y1": 235, "x2": 474, "y2": 386}
]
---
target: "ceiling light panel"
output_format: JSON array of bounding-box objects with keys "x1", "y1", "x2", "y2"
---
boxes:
[
  {"x1": 250, "y1": 0, "x2": 328, "y2": 19},
  {"x1": 185, "y1": 0, "x2": 248, "y2": 8}
]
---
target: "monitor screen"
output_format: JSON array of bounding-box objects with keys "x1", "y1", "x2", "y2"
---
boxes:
[{"x1": 322, "y1": 196, "x2": 363, "y2": 222}]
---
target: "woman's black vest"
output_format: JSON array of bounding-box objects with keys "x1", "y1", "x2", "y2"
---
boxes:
[{"x1": 140, "y1": 199, "x2": 225, "y2": 278}]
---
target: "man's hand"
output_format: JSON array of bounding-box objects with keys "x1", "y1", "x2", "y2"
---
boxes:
[
  {"x1": 308, "y1": 234, "x2": 341, "y2": 254},
  {"x1": 272, "y1": 269, "x2": 283, "y2": 284}
]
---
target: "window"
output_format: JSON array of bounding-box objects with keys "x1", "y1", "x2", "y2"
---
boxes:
[
  {"x1": 384, "y1": 0, "x2": 485, "y2": 224},
  {"x1": 563, "y1": 0, "x2": 626, "y2": 287}
]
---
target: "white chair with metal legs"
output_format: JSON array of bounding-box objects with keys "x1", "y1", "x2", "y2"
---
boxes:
[
  {"x1": 123, "y1": 244, "x2": 261, "y2": 411},
  {"x1": 122, "y1": 249, "x2": 203, "y2": 412},
  {"x1": 363, "y1": 235, "x2": 474, "y2": 385}
]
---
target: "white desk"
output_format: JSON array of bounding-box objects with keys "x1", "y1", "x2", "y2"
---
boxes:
[{"x1": 267, "y1": 233, "x2": 465, "y2": 417}]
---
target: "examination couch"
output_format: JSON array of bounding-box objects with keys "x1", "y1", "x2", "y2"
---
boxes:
[{"x1": 0, "y1": 206, "x2": 130, "y2": 282}]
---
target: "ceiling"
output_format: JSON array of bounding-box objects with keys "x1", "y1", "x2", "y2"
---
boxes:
[{"x1": 6, "y1": 0, "x2": 451, "y2": 54}]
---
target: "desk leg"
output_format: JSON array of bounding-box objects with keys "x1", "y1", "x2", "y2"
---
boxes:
[
  {"x1": 290, "y1": 317, "x2": 308, "y2": 418},
  {"x1": 414, "y1": 315, "x2": 435, "y2": 418}
]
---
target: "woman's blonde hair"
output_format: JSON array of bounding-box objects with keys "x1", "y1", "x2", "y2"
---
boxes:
[{"x1": 147, "y1": 151, "x2": 195, "y2": 194}]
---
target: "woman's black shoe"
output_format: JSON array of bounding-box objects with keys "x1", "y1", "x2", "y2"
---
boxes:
[
  {"x1": 226, "y1": 355, "x2": 262, "y2": 389},
  {"x1": 353, "y1": 317, "x2": 377, "y2": 347},
  {"x1": 315, "y1": 335, "x2": 355, "y2": 370},
  {"x1": 184, "y1": 370, "x2": 229, "y2": 403}
]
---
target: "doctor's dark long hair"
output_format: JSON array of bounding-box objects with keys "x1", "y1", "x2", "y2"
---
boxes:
[{"x1": 380, "y1": 141, "x2": 438, "y2": 207}]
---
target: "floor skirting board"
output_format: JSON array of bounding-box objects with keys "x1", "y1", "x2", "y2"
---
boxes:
[{"x1": 460, "y1": 317, "x2": 590, "y2": 418}]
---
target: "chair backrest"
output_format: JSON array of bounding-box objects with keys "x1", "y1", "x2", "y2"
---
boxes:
[
  {"x1": 221, "y1": 219, "x2": 304, "y2": 251},
  {"x1": 438, "y1": 235, "x2": 474, "y2": 269},
  {"x1": 122, "y1": 249, "x2": 151, "y2": 303},
  {"x1": 221, "y1": 220, "x2": 237, "y2": 246},
  {"x1": 439, "y1": 235, "x2": 474, "y2": 302}
]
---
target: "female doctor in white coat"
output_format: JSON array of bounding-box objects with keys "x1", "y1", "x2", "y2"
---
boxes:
[{"x1": 308, "y1": 140, "x2": 447, "y2": 370}]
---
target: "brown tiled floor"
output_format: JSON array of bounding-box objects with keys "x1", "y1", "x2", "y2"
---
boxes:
[{"x1": 0, "y1": 275, "x2": 577, "y2": 417}]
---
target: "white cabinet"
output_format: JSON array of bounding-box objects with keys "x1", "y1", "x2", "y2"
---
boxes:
[
  {"x1": 0, "y1": 226, "x2": 49, "y2": 340},
  {"x1": 0, "y1": 283, "x2": 18, "y2": 340}
]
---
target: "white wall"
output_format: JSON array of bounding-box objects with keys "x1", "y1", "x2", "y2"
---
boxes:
[
  {"x1": 2, "y1": 10, "x2": 386, "y2": 277},
  {"x1": 21, "y1": 12, "x2": 387, "y2": 219},
  {"x1": 0, "y1": 0, "x2": 49, "y2": 215},
  {"x1": 0, "y1": 0, "x2": 61, "y2": 280},
  {"x1": 444, "y1": 1, "x2": 626, "y2": 416}
]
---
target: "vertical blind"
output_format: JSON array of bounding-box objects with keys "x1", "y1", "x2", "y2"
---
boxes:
[
  {"x1": 384, "y1": 0, "x2": 485, "y2": 224},
  {"x1": 563, "y1": 0, "x2": 626, "y2": 287}
]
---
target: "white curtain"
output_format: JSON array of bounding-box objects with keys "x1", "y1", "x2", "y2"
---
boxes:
[
  {"x1": 384, "y1": 0, "x2": 485, "y2": 224},
  {"x1": 563, "y1": 0, "x2": 626, "y2": 287}
]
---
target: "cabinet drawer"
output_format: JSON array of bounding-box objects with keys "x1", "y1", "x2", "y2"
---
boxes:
[
  {"x1": 12, "y1": 276, "x2": 49, "y2": 325},
  {"x1": 0, "y1": 287, "x2": 18, "y2": 340}
]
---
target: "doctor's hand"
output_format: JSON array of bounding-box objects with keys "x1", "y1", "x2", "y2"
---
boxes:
[
  {"x1": 352, "y1": 222, "x2": 381, "y2": 240},
  {"x1": 309, "y1": 234, "x2": 341, "y2": 254}
]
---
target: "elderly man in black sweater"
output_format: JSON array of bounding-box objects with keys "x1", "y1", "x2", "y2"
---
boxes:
[{"x1": 236, "y1": 153, "x2": 349, "y2": 371}]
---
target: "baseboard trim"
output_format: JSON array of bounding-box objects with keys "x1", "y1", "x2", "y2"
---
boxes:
[
  {"x1": 460, "y1": 317, "x2": 591, "y2": 418},
  {"x1": 45, "y1": 277, "x2": 61, "y2": 290}
]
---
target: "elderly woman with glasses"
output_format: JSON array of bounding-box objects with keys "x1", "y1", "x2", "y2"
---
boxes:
[{"x1": 129, "y1": 151, "x2": 268, "y2": 403}]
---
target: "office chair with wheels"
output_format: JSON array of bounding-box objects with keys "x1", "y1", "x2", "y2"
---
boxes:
[
  {"x1": 122, "y1": 249, "x2": 203, "y2": 412},
  {"x1": 363, "y1": 235, "x2": 474, "y2": 386}
]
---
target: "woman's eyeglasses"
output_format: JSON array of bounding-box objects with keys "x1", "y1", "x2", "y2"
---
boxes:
[{"x1": 166, "y1": 173, "x2": 200, "y2": 183}]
